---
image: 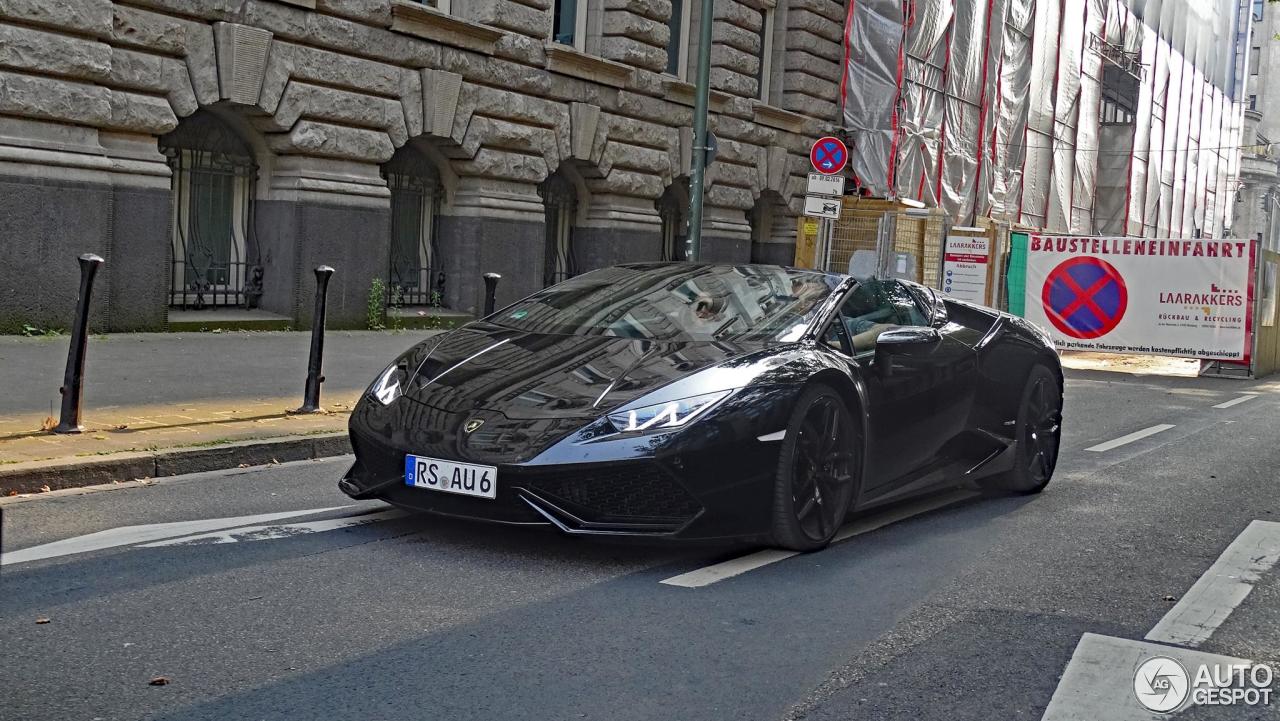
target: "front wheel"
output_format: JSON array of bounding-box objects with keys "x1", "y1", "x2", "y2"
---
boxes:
[
  {"x1": 979, "y1": 364, "x2": 1062, "y2": 495},
  {"x1": 770, "y1": 385, "x2": 860, "y2": 552}
]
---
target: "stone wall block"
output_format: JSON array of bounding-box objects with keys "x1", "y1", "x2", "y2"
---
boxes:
[
  {"x1": 569, "y1": 102, "x2": 601, "y2": 162},
  {"x1": 783, "y1": 48, "x2": 839, "y2": 79},
  {"x1": 111, "y1": 5, "x2": 186, "y2": 54},
  {"x1": 270, "y1": 119, "x2": 395, "y2": 162},
  {"x1": 590, "y1": 168, "x2": 663, "y2": 199},
  {"x1": 711, "y1": 42, "x2": 759, "y2": 78},
  {"x1": 787, "y1": 7, "x2": 844, "y2": 44},
  {"x1": 787, "y1": 0, "x2": 846, "y2": 23},
  {"x1": 455, "y1": 147, "x2": 549, "y2": 183},
  {"x1": 762, "y1": 144, "x2": 788, "y2": 195},
  {"x1": 0, "y1": 71, "x2": 111, "y2": 127},
  {"x1": 186, "y1": 23, "x2": 220, "y2": 107},
  {"x1": 713, "y1": 18, "x2": 761, "y2": 55},
  {"x1": 709, "y1": 67, "x2": 755, "y2": 99},
  {"x1": 107, "y1": 90, "x2": 177, "y2": 134},
  {"x1": 783, "y1": 71, "x2": 837, "y2": 103},
  {"x1": 290, "y1": 43, "x2": 405, "y2": 97},
  {"x1": 316, "y1": 0, "x2": 393, "y2": 25},
  {"x1": 268, "y1": 81, "x2": 408, "y2": 146},
  {"x1": 0, "y1": 0, "x2": 112, "y2": 37},
  {"x1": 715, "y1": 0, "x2": 761, "y2": 33},
  {"x1": 603, "y1": 10, "x2": 668, "y2": 47},
  {"x1": 464, "y1": 0, "x2": 550, "y2": 40},
  {"x1": 462, "y1": 116, "x2": 559, "y2": 167},
  {"x1": 214, "y1": 22, "x2": 274, "y2": 105},
  {"x1": 108, "y1": 48, "x2": 163, "y2": 92},
  {"x1": 422, "y1": 69, "x2": 463, "y2": 138},
  {"x1": 604, "y1": 0, "x2": 670, "y2": 22},
  {"x1": 601, "y1": 36, "x2": 667, "y2": 73},
  {"x1": 399, "y1": 68, "x2": 423, "y2": 138},
  {"x1": 605, "y1": 114, "x2": 668, "y2": 150},
  {"x1": 603, "y1": 140, "x2": 668, "y2": 175},
  {"x1": 785, "y1": 30, "x2": 841, "y2": 62},
  {"x1": 0, "y1": 23, "x2": 112, "y2": 83}
]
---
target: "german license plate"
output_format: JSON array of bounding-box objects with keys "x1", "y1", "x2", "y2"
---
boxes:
[{"x1": 404, "y1": 455, "x2": 497, "y2": 500}]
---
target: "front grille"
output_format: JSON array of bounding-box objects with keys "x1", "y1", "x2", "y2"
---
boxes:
[{"x1": 517, "y1": 464, "x2": 701, "y2": 523}]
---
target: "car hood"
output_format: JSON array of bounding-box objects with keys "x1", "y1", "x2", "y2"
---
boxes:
[{"x1": 398, "y1": 323, "x2": 762, "y2": 420}]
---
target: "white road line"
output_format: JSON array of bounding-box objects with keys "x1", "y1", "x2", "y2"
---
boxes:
[
  {"x1": 659, "y1": 549, "x2": 800, "y2": 588},
  {"x1": 139, "y1": 509, "x2": 408, "y2": 547},
  {"x1": 0, "y1": 506, "x2": 351, "y2": 566},
  {"x1": 1084, "y1": 424, "x2": 1175, "y2": 453},
  {"x1": 1213, "y1": 393, "x2": 1260, "y2": 409},
  {"x1": 1145, "y1": 520, "x2": 1280, "y2": 647},
  {"x1": 1040, "y1": 633, "x2": 1250, "y2": 721},
  {"x1": 660, "y1": 489, "x2": 979, "y2": 588}
]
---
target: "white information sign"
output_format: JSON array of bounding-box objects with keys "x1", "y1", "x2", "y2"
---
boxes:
[
  {"x1": 941, "y1": 235, "x2": 990, "y2": 304},
  {"x1": 803, "y1": 195, "x2": 840, "y2": 220},
  {"x1": 806, "y1": 173, "x2": 845, "y2": 198},
  {"x1": 1021, "y1": 235, "x2": 1256, "y2": 362}
]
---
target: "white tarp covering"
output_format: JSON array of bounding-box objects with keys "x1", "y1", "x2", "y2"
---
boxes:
[{"x1": 841, "y1": 0, "x2": 1247, "y2": 237}]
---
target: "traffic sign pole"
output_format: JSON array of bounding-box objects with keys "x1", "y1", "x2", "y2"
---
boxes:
[{"x1": 686, "y1": 0, "x2": 714, "y2": 262}]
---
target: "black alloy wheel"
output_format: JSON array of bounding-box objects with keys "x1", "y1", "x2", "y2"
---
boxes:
[
  {"x1": 771, "y1": 385, "x2": 859, "y2": 551},
  {"x1": 981, "y1": 364, "x2": 1062, "y2": 494}
]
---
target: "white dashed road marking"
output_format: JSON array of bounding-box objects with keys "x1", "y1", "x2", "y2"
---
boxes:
[
  {"x1": 1, "y1": 506, "x2": 352, "y2": 566},
  {"x1": 660, "y1": 489, "x2": 978, "y2": 588},
  {"x1": 1040, "y1": 634, "x2": 1250, "y2": 721},
  {"x1": 140, "y1": 509, "x2": 408, "y2": 547},
  {"x1": 1146, "y1": 520, "x2": 1280, "y2": 647},
  {"x1": 1039, "y1": 520, "x2": 1280, "y2": 719},
  {"x1": 1213, "y1": 393, "x2": 1260, "y2": 409},
  {"x1": 1084, "y1": 424, "x2": 1175, "y2": 453}
]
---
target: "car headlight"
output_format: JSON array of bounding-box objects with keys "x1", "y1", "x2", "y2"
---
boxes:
[
  {"x1": 368, "y1": 362, "x2": 407, "y2": 406},
  {"x1": 606, "y1": 390, "x2": 732, "y2": 434}
]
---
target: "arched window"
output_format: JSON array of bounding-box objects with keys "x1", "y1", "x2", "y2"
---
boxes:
[
  {"x1": 383, "y1": 146, "x2": 444, "y2": 307},
  {"x1": 539, "y1": 171, "x2": 578, "y2": 286},
  {"x1": 160, "y1": 110, "x2": 256, "y2": 309},
  {"x1": 657, "y1": 181, "x2": 690, "y2": 261}
]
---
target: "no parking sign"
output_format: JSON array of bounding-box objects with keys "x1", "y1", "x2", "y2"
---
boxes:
[{"x1": 1021, "y1": 235, "x2": 1255, "y2": 362}]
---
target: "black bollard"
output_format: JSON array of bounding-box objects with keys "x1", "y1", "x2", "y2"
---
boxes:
[
  {"x1": 483, "y1": 273, "x2": 501, "y2": 316},
  {"x1": 55, "y1": 254, "x2": 106, "y2": 434},
  {"x1": 296, "y1": 265, "x2": 335, "y2": 414}
]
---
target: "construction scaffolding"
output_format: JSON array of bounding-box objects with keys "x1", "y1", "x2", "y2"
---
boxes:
[{"x1": 842, "y1": 0, "x2": 1248, "y2": 239}]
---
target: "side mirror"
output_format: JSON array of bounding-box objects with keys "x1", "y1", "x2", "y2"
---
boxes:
[{"x1": 874, "y1": 327, "x2": 941, "y2": 375}]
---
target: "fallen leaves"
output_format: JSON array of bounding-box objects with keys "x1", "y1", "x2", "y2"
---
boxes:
[
  {"x1": 5, "y1": 490, "x2": 17, "y2": 497},
  {"x1": 40, "y1": 416, "x2": 56, "y2": 432},
  {"x1": 148, "y1": 677, "x2": 170, "y2": 686}
]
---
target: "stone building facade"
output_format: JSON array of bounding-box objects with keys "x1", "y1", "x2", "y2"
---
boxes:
[{"x1": 0, "y1": 0, "x2": 845, "y2": 332}]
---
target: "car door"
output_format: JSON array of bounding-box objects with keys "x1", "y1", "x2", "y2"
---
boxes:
[{"x1": 821, "y1": 279, "x2": 976, "y2": 491}]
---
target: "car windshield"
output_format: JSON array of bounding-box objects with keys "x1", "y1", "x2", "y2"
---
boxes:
[{"x1": 490, "y1": 264, "x2": 841, "y2": 343}]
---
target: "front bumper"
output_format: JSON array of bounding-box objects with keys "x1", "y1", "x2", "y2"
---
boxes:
[{"x1": 341, "y1": 410, "x2": 791, "y2": 540}]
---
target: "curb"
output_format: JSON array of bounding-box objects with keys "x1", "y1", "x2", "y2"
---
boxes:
[{"x1": 0, "y1": 433, "x2": 351, "y2": 495}]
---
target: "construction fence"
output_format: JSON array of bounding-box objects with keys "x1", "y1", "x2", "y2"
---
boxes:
[{"x1": 793, "y1": 197, "x2": 1017, "y2": 310}]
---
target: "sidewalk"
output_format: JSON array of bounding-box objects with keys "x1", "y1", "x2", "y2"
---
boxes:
[{"x1": 0, "y1": 330, "x2": 440, "y2": 493}]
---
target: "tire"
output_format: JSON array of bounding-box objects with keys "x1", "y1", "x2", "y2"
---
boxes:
[
  {"x1": 770, "y1": 384, "x2": 861, "y2": 552},
  {"x1": 979, "y1": 364, "x2": 1062, "y2": 495}
]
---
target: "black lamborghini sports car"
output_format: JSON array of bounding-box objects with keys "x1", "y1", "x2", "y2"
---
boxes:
[{"x1": 340, "y1": 262, "x2": 1062, "y2": 551}]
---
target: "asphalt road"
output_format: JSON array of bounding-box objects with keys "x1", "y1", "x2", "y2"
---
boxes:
[{"x1": 3, "y1": 367, "x2": 1279, "y2": 721}]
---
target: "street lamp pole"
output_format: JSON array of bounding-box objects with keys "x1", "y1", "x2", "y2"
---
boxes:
[{"x1": 686, "y1": 0, "x2": 715, "y2": 262}]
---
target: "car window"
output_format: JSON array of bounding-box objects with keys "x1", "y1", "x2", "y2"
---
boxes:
[
  {"x1": 820, "y1": 318, "x2": 851, "y2": 355},
  {"x1": 834, "y1": 279, "x2": 929, "y2": 356}
]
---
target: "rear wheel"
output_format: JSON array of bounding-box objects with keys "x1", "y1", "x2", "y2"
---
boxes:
[
  {"x1": 980, "y1": 364, "x2": 1061, "y2": 495},
  {"x1": 770, "y1": 385, "x2": 860, "y2": 551}
]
